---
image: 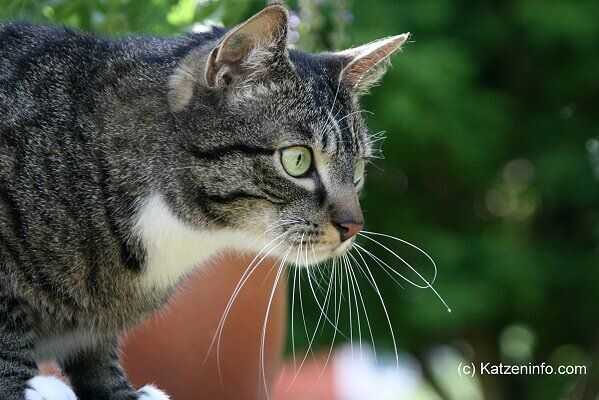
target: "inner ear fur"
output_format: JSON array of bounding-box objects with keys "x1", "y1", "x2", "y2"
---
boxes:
[
  {"x1": 205, "y1": 4, "x2": 288, "y2": 88},
  {"x1": 168, "y1": 5, "x2": 289, "y2": 112},
  {"x1": 336, "y1": 33, "x2": 410, "y2": 95}
]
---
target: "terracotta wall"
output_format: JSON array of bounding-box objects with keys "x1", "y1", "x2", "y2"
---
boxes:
[{"x1": 122, "y1": 254, "x2": 286, "y2": 400}]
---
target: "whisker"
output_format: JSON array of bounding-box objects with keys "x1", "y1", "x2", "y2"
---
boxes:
[
  {"x1": 305, "y1": 236, "x2": 325, "y2": 293},
  {"x1": 350, "y1": 247, "x2": 399, "y2": 369},
  {"x1": 366, "y1": 133, "x2": 387, "y2": 142},
  {"x1": 365, "y1": 159, "x2": 385, "y2": 172},
  {"x1": 353, "y1": 242, "x2": 426, "y2": 288},
  {"x1": 369, "y1": 129, "x2": 387, "y2": 138},
  {"x1": 345, "y1": 256, "x2": 362, "y2": 354},
  {"x1": 347, "y1": 246, "x2": 378, "y2": 290},
  {"x1": 206, "y1": 231, "x2": 288, "y2": 379},
  {"x1": 303, "y1": 232, "x2": 310, "y2": 267},
  {"x1": 290, "y1": 261, "x2": 298, "y2": 368},
  {"x1": 299, "y1": 234, "x2": 345, "y2": 335},
  {"x1": 350, "y1": 244, "x2": 405, "y2": 289},
  {"x1": 327, "y1": 73, "x2": 343, "y2": 118},
  {"x1": 357, "y1": 232, "x2": 451, "y2": 312},
  {"x1": 336, "y1": 109, "x2": 369, "y2": 125},
  {"x1": 319, "y1": 257, "x2": 344, "y2": 379},
  {"x1": 354, "y1": 240, "x2": 453, "y2": 325},
  {"x1": 309, "y1": 251, "x2": 326, "y2": 293},
  {"x1": 344, "y1": 257, "x2": 354, "y2": 357},
  {"x1": 260, "y1": 246, "x2": 292, "y2": 399},
  {"x1": 295, "y1": 241, "x2": 313, "y2": 363},
  {"x1": 304, "y1": 260, "x2": 347, "y2": 338},
  {"x1": 360, "y1": 230, "x2": 438, "y2": 283},
  {"x1": 290, "y1": 256, "x2": 337, "y2": 387},
  {"x1": 344, "y1": 253, "x2": 376, "y2": 361}
]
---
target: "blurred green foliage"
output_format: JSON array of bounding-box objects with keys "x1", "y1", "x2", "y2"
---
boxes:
[{"x1": 2, "y1": 0, "x2": 599, "y2": 398}]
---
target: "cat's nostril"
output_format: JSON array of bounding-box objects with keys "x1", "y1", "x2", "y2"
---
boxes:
[{"x1": 333, "y1": 221, "x2": 363, "y2": 242}]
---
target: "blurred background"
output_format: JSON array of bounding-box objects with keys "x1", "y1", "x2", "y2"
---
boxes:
[{"x1": 2, "y1": 0, "x2": 599, "y2": 399}]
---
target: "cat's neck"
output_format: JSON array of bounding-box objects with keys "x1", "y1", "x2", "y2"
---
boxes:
[{"x1": 132, "y1": 193, "x2": 265, "y2": 290}]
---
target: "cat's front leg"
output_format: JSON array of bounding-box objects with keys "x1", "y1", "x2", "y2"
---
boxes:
[
  {"x1": 0, "y1": 294, "x2": 51, "y2": 400},
  {"x1": 60, "y1": 338, "x2": 169, "y2": 400}
]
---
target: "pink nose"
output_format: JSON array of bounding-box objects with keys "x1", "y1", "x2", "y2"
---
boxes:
[{"x1": 334, "y1": 221, "x2": 363, "y2": 242}]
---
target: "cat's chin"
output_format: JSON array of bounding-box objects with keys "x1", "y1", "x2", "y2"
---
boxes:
[{"x1": 332, "y1": 240, "x2": 354, "y2": 257}]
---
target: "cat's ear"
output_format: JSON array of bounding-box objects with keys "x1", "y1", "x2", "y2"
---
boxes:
[
  {"x1": 204, "y1": 4, "x2": 288, "y2": 88},
  {"x1": 168, "y1": 5, "x2": 288, "y2": 111},
  {"x1": 335, "y1": 33, "x2": 410, "y2": 95}
]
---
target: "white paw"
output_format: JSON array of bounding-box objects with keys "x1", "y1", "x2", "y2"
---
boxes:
[
  {"x1": 137, "y1": 384, "x2": 170, "y2": 400},
  {"x1": 25, "y1": 376, "x2": 77, "y2": 400}
]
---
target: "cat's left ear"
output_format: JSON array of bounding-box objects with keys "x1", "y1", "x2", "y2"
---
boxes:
[
  {"x1": 204, "y1": 5, "x2": 288, "y2": 88},
  {"x1": 168, "y1": 5, "x2": 288, "y2": 111},
  {"x1": 335, "y1": 33, "x2": 410, "y2": 95}
]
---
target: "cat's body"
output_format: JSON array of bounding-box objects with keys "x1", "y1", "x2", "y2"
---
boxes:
[
  {"x1": 0, "y1": 23, "x2": 209, "y2": 365},
  {"x1": 0, "y1": 22, "x2": 226, "y2": 343},
  {"x1": 0, "y1": 5, "x2": 408, "y2": 400}
]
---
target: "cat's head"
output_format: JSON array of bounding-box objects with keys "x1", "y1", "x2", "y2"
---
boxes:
[{"x1": 167, "y1": 5, "x2": 408, "y2": 265}]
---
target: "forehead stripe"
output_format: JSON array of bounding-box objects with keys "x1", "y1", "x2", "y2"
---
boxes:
[
  {"x1": 189, "y1": 144, "x2": 274, "y2": 160},
  {"x1": 324, "y1": 110, "x2": 342, "y2": 154}
]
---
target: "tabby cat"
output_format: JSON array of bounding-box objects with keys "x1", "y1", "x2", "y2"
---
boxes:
[{"x1": 0, "y1": 4, "x2": 408, "y2": 399}]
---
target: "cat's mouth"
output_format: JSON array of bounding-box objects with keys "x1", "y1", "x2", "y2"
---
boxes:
[{"x1": 266, "y1": 220, "x2": 359, "y2": 266}]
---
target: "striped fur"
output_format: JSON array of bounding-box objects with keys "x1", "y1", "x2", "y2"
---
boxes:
[{"x1": 0, "y1": 5, "x2": 405, "y2": 399}]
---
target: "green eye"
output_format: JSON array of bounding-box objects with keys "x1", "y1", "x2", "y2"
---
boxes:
[
  {"x1": 354, "y1": 159, "x2": 365, "y2": 185},
  {"x1": 281, "y1": 146, "x2": 312, "y2": 177}
]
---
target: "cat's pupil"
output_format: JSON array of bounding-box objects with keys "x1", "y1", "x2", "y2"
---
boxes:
[{"x1": 295, "y1": 154, "x2": 302, "y2": 166}]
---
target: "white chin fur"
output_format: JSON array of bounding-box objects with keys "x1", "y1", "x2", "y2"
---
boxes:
[
  {"x1": 138, "y1": 384, "x2": 171, "y2": 400},
  {"x1": 25, "y1": 376, "x2": 77, "y2": 400}
]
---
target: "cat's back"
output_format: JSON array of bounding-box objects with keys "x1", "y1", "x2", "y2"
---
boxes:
[
  {"x1": 0, "y1": 23, "x2": 112, "y2": 135},
  {"x1": 0, "y1": 23, "x2": 223, "y2": 119},
  {"x1": 1, "y1": 23, "x2": 60, "y2": 66},
  {"x1": 0, "y1": 22, "x2": 225, "y2": 79},
  {"x1": 0, "y1": 23, "x2": 103, "y2": 86},
  {"x1": 0, "y1": 23, "x2": 77, "y2": 62}
]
